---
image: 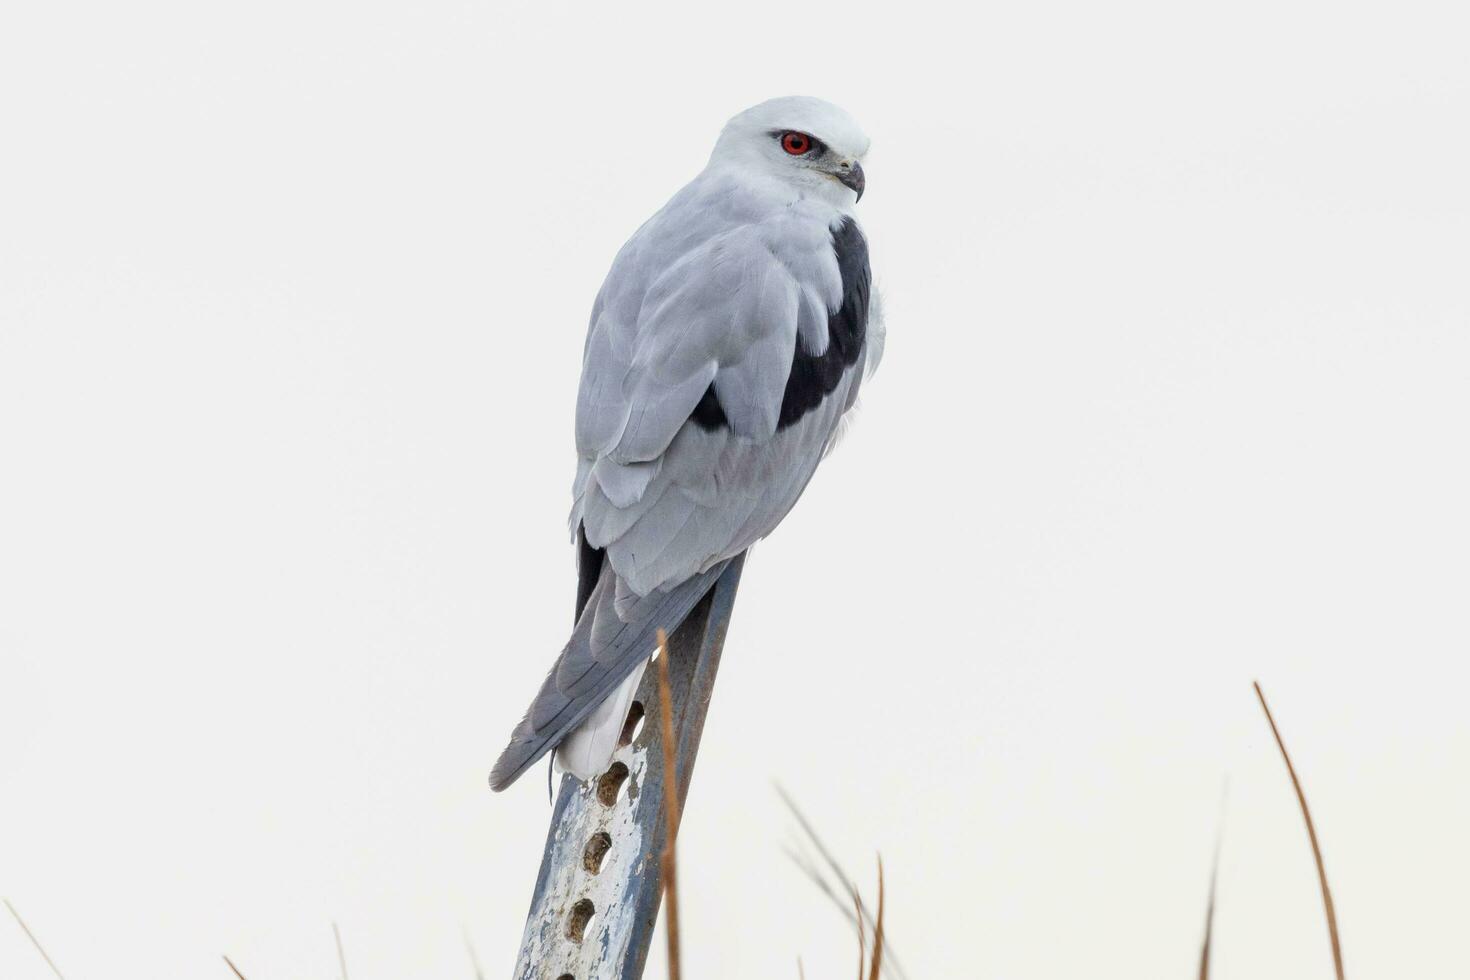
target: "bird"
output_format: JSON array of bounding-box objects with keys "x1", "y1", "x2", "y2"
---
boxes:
[{"x1": 489, "y1": 96, "x2": 882, "y2": 792}]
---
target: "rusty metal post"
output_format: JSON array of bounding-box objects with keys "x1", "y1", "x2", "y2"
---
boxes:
[{"x1": 512, "y1": 555, "x2": 745, "y2": 980}]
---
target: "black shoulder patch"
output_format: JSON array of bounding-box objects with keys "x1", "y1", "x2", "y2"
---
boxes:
[
  {"x1": 689, "y1": 381, "x2": 729, "y2": 432},
  {"x1": 685, "y1": 216, "x2": 870, "y2": 435},
  {"x1": 777, "y1": 216, "x2": 870, "y2": 431}
]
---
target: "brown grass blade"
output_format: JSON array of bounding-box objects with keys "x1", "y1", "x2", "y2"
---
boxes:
[
  {"x1": 776, "y1": 789, "x2": 909, "y2": 980},
  {"x1": 867, "y1": 857, "x2": 886, "y2": 980},
  {"x1": 656, "y1": 629, "x2": 683, "y2": 980},
  {"x1": 1254, "y1": 681, "x2": 1345, "y2": 980},
  {"x1": 1198, "y1": 834, "x2": 1220, "y2": 980},
  {"x1": 3, "y1": 899, "x2": 66, "y2": 979},
  {"x1": 222, "y1": 954, "x2": 248, "y2": 979},
  {"x1": 777, "y1": 786, "x2": 881, "y2": 938}
]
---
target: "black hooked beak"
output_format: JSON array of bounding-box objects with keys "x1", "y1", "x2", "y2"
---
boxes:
[{"x1": 836, "y1": 160, "x2": 865, "y2": 201}]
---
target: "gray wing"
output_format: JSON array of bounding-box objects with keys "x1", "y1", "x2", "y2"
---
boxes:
[{"x1": 572, "y1": 193, "x2": 872, "y2": 598}]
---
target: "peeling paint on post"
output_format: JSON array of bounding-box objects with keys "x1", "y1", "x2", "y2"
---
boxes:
[{"x1": 513, "y1": 555, "x2": 745, "y2": 980}]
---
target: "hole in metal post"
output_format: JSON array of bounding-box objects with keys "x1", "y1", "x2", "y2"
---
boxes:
[
  {"x1": 556, "y1": 974, "x2": 574, "y2": 980},
  {"x1": 583, "y1": 831, "x2": 612, "y2": 874},
  {"x1": 566, "y1": 898, "x2": 596, "y2": 943},
  {"x1": 596, "y1": 762, "x2": 629, "y2": 807},
  {"x1": 619, "y1": 700, "x2": 645, "y2": 746}
]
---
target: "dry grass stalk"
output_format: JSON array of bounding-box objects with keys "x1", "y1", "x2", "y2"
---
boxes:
[
  {"x1": 867, "y1": 858, "x2": 886, "y2": 980},
  {"x1": 777, "y1": 789, "x2": 907, "y2": 980},
  {"x1": 777, "y1": 787, "x2": 877, "y2": 930},
  {"x1": 4, "y1": 898, "x2": 66, "y2": 980},
  {"x1": 844, "y1": 858, "x2": 887, "y2": 979},
  {"x1": 1254, "y1": 681, "x2": 1345, "y2": 980},
  {"x1": 332, "y1": 921, "x2": 349, "y2": 980},
  {"x1": 222, "y1": 954, "x2": 248, "y2": 978},
  {"x1": 1198, "y1": 834, "x2": 1221, "y2": 980},
  {"x1": 656, "y1": 628, "x2": 683, "y2": 980}
]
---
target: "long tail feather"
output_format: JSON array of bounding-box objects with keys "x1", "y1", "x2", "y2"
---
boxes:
[{"x1": 488, "y1": 559, "x2": 728, "y2": 791}]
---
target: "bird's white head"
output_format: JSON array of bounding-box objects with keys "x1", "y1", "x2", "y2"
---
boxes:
[{"x1": 709, "y1": 96, "x2": 870, "y2": 208}]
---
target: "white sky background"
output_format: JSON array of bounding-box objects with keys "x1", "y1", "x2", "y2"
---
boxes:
[{"x1": 2, "y1": 0, "x2": 1467, "y2": 977}]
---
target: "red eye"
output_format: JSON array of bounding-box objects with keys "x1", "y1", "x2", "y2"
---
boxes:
[{"x1": 781, "y1": 131, "x2": 812, "y2": 155}]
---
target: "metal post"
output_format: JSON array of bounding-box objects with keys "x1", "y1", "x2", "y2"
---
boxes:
[{"x1": 512, "y1": 555, "x2": 745, "y2": 980}]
